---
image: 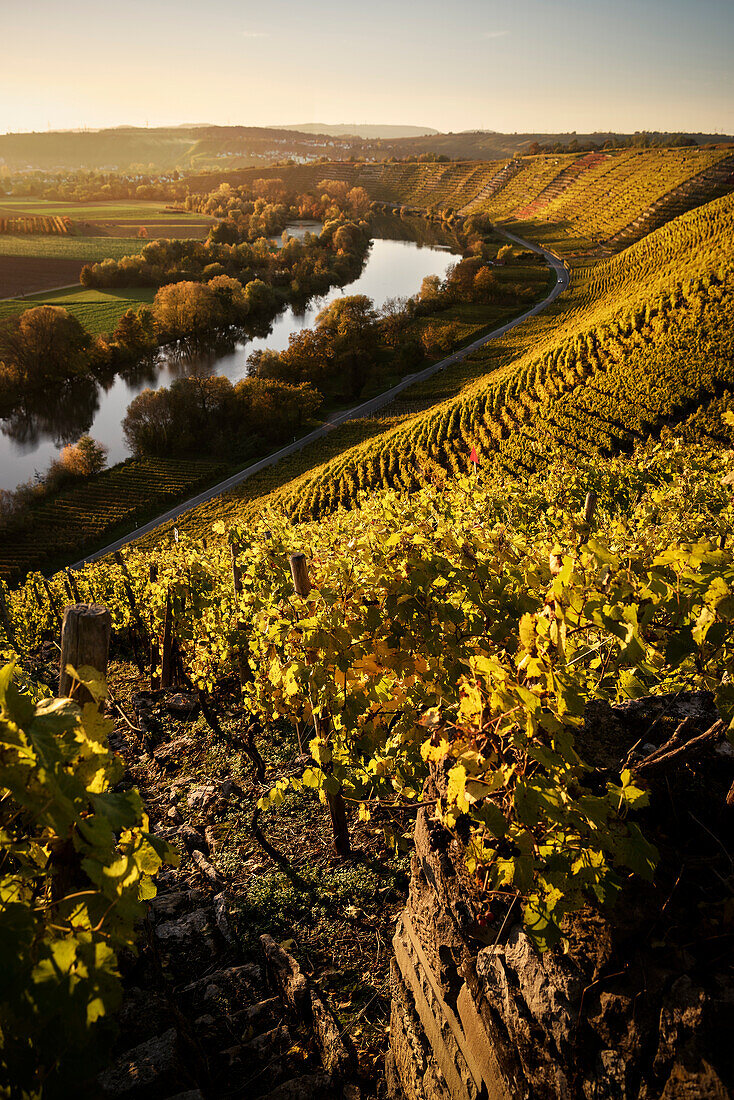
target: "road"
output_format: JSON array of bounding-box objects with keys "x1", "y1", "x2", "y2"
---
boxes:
[{"x1": 71, "y1": 231, "x2": 569, "y2": 569}]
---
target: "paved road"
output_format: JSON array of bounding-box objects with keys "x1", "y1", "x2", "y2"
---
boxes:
[{"x1": 71, "y1": 231, "x2": 569, "y2": 570}]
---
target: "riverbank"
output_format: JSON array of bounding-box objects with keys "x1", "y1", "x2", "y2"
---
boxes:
[{"x1": 0, "y1": 250, "x2": 557, "y2": 580}]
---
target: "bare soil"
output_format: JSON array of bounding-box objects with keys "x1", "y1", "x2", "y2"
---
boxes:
[{"x1": 0, "y1": 254, "x2": 85, "y2": 297}]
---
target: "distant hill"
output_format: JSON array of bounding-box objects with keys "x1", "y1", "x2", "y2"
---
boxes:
[
  {"x1": 0, "y1": 125, "x2": 731, "y2": 174},
  {"x1": 284, "y1": 124, "x2": 439, "y2": 138},
  {"x1": 375, "y1": 130, "x2": 734, "y2": 160}
]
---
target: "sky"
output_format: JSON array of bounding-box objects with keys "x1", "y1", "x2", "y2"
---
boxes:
[{"x1": 1, "y1": 0, "x2": 733, "y2": 135}]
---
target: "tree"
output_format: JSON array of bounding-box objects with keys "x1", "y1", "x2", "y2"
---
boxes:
[
  {"x1": 473, "y1": 267, "x2": 498, "y2": 302},
  {"x1": 347, "y1": 186, "x2": 371, "y2": 217},
  {"x1": 318, "y1": 179, "x2": 350, "y2": 204},
  {"x1": 112, "y1": 308, "x2": 157, "y2": 356},
  {"x1": 58, "y1": 435, "x2": 108, "y2": 477},
  {"x1": 0, "y1": 306, "x2": 93, "y2": 387},
  {"x1": 315, "y1": 295, "x2": 379, "y2": 399},
  {"x1": 152, "y1": 281, "x2": 224, "y2": 340}
]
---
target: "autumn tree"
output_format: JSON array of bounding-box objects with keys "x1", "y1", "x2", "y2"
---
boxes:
[
  {"x1": 0, "y1": 306, "x2": 93, "y2": 388},
  {"x1": 347, "y1": 186, "x2": 370, "y2": 217}
]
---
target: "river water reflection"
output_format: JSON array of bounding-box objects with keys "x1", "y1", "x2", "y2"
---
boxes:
[{"x1": 0, "y1": 220, "x2": 460, "y2": 492}]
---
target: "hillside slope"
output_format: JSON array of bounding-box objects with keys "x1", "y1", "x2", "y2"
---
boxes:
[
  {"x1": 199, "y1": 147, "x2": 734, "y2": 251},
  {"x1": 154, "y1": 191, "x2": 734, "y2": 541}
]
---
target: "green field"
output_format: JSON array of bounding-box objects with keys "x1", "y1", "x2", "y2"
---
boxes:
[
  {"x1": 0, "y1": 235, "x2": 152, "y2": 261},
  {"x1": 0, "y1": 286, "x2": 155, "y2": 333},
  {"x1": 0, "y1": 197, "x2": 212, "y2": 223}
]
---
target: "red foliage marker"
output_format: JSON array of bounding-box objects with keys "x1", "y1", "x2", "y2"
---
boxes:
[{"x1": 469, "y1": 446, "x2": 479, "y2": 465}]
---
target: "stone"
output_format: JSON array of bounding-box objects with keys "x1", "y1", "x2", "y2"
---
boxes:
[
  {"x1": 310, "y1": 988, "x2": 354, "y2": 1076},
  {"x1": 267, "y1": 1074, "x2": 341, "y2": 1100},
  {"x1": 178, "y1": 824, "x2": 208, "y2": 853},
  {"x1": 153, "y1": 737, "x2": 195, "y2": 765},
  {"x1": 187, "y1": 785, "x2": 217, "y2": 812},
  {"x1": 191, "y1": 848, "x2": 226, "y2": 890},
  {"x1": 166, "y1": 691, "x2": 200, "y2": 717},
  {"x1": 154, "y1": 908, "x2": 219, "y2": 978},
  {"x1": 178, "y1": 965, "x2": 263, "y2": 1015},
  {"x1": 97, "y1": 1029, "x2": 191, "y2": 1097},
  {"x1": 260, "y1": 933, "x2": 309, "y2": 1016},
  {"x1": 213, "y1": 891, "x2": 236, "y2": 946}
]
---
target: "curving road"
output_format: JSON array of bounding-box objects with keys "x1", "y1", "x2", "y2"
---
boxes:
[{"x1": 71, "y1": 231, "x2": 569, "y2": 570}]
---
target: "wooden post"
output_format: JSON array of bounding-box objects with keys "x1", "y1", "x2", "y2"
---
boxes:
[
  {"x1": 113, "y1": 550, "x2": 147, "y2": 673},
  {"x1": 289, "y1": 553, "x2": 311, "y2": 598},
  {"x1": 0, "y1": 583, "x2": 18, "y2": 651},
  {"x1": 31, "y1": 579, "x2": 44, "y2": 611},
  {"x1": 161, "y1": 590, "x2": 174, "y2": 689},
  {"x1": 289, "y1": 550, "x2": 309, "y2": 751},
  {"x1": 42, "y1": 578, "x2": 62, "y2": 628},
  {"x1": 66, "y1": 569, "x2": 81, "y2": 604},
  {"x1": 288, "y1": 549, "x2": 348, "y2": 853},
  {"x1": 584, "y1": 490, "x2": 598, "y2": 525},
  {"x1": 149, "y1": 564, "x2": 160, "y2": 690},
  {"x1": 231, "y1": 542, "x2": 251, "y2": 688},
  {"x1": 58, "y1": 604, "x2": 111, "y2": 703},
  {"x1": 314, "y1": 710, "x2": 351, "y2": 859}
]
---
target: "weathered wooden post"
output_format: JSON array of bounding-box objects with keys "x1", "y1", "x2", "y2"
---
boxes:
[
  {"x1": 149, "y1": 564, "x2": 160, "y2": 690},
  {"x1": 584, "y1": 489, "x2": 598, "y2": 525},
  {"x1": 42, "y1": 578, "x2": 62, "y2": 629},
  {"x1": 0, "y1": 583, "x2": 18, "y2": 651},
  {"x1": 58, "y1": 603, "x2": 111, "y2": 702},
  {"x1": 112, "y1": 550, "x2": 147, "y2": 674},
  {"x1": 289, "y1": 550, "x2": 350, "y2": 857},
  {"x1": 161, "y1": 590, "x2": 174, "y2": 689},
  {"x1": 289, "y1": 553, "x2": 312, "y2": 598},
  {"x1": 66, "y1": 569, "x2": 81, "y2": 604}
]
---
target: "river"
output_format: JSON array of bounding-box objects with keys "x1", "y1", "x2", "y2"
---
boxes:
[{"x1": 0, "y1": 220, "x2": 460, "y2": 492}]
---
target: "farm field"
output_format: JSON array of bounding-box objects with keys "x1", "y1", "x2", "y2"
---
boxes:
[
  {"x1": 0, "y1": 234, "x2": 152, "y2": 261},
  {"x1": 0, "y1": 198, "x2": 215, "y2": 293},
  {"x1": 0, "y1": 255, "x2": 88, "y2": 298},
  {"x1": 0, "y1": 197, "x2": 213, "y2": 224},
  {"x1": 0, "y1": 285, "x2": 155, "y2": 333}
]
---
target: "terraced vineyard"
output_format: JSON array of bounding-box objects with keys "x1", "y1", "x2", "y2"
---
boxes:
[
  {"x1": 229, "y1": 146, "x2": 734, "y2": 251},
  {"x1": 0, "y1": 457, "x2": 227, "y2": 578},
  {"x1": 138, "y1": 190, "x2": 734, "y2": 544}
]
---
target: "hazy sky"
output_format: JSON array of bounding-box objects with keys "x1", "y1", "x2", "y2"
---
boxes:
[{"x1": 2, "y1": 0, "x2": 732, "y2": 134}]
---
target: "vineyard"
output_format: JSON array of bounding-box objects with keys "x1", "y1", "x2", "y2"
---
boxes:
[
  {"x1": 133, "y1": 191, "x2": 734, "y2": 546},
  {"x1": 2, "y1": 437, "x2": 733, "y2": 1075},
  {"x1": 218, "y1": 146, "x2": 734, "y2": 251},
  {"x1": 0, "y1": 456, "x2": 227, "y2": 578},
  {"x1": 0, "y1": 214, "x2": 72, "y2": 235},
  {"x1": 2, "y1": 153, "x2": 734, "y2": 1096}
]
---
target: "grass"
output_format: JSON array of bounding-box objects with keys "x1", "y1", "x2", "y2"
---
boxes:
[
  {"x1": 0, "y1": 236, "x2": 160, "y2": 261},
  {"x1": 0, "y1": 198, "x2": 212, "y2": 224},
  {"x1": 0, "y1": 286, "x2": 156, "y2": 334}
]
